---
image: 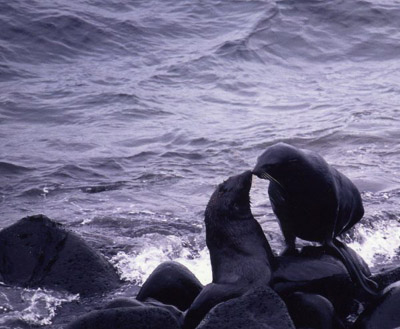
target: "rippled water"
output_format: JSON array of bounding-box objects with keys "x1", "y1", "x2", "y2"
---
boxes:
[{"x1": 1, "y1": 0, "x2": 400, "y2": 327}]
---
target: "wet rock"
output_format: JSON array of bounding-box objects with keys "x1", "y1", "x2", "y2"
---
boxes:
[
  {"x1": 105, "y1": 298, "x2": 144, "y2": 309},
  {"x1": 352, "y1": 281, "x2": 400, "y2": 329},
  {"x1": 104, "y1": 297, "x2": 183, "y2": 325},
  {"x1": 0, "y1": 214, "x2": 120, "y2": 296},
  {"x1": 284, "y1": 292, "x2": 345, "y2": 329},
  {"x1": 196, "y1": 286, "x2": 295, "y2": 329},
  {"x1": 371, "y1": 266, "x2": 400, "y2": 290},
  {"x1": 65, "y1": 306, "x2": 180, "y2": 329},
  {"x1": 272, "y1": 246, "x2": 367, "y2": 316},
  {"x1": 136, "y1": 261, "x2": 203, "y2": 311}
]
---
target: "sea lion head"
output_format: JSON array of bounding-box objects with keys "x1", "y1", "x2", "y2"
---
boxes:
[
  {"x1": 205, "y1": 170, "x2": 253, "y2": 223},
  {"x1": 252, "y1": 142, "x2": 304, "y2": 185}
]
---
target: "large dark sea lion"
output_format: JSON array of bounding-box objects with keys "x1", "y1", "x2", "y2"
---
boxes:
[
  {"x1": 252, "y1": 142, "x2": 377, "y2": 298},
  {"x1": 183, "y1": 171, "x2": 275, "y2": 329}
]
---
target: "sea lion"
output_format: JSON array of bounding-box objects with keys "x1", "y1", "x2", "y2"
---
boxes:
[
  {"x1": 183, "y1": 171, "x2": 275, "y2": 329},
  {"x1": 252, "y1": 143, "x2": 378, "y2": 298}
]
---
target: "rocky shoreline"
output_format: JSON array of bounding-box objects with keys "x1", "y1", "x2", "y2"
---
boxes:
[{"x1": 1, "y1": 214, "x2": 400, "y2": 328}]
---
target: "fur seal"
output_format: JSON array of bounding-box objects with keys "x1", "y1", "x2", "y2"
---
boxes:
[
  {"x1": 183, "y1": 171, "x2": 275, "y2": 329},
  {"x1": 252, "y1": 143, "x2": 378, "y2": 298}
]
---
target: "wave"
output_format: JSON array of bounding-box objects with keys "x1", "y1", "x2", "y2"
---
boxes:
[
  {"x1": 2, "y1": 0, "x2": 399, "y2": 71},
  {"x1": 0, "y1": 3, "x2": 138, "y2": 64},
  {"x1": 0, "y1": 162, "x2": 34, "y2": 176},
  {"x1": 209, "y1": 0, "x2": 400, "y2": 64}
]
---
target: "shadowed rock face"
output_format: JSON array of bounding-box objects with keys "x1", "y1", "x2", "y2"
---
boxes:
[
  {"x1": 136, "y1": 261, "x2": 203, "y2": 311},
  {"x1": 353, "y1": 281, "x2": 400, "y2": 329},
  {"x1": 197, "y1": 286, "x2": 295, "y2": 329},
  {"x1": 272, "y1": 246, "x2": 366, "y2": 317},
  {"x1": 284, "y1": 292, "x2": 345, "y2": 329},
  {"x1": 0, "y1": 214, "x2": 120, "y2": 296},
  {"x1": 65, "y1": 306, "x2": 181, "y2": 329},
  {"x1": 371, "y1": 266, "x2": 400, "y2": 290}
]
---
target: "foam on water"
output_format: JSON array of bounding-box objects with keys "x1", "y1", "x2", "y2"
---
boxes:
[
  {"x1": 349, "y1": 219, "x2": 400, "y2": 268},
  {"x1": 110, "y1": 234, "x2": 212, "y2": 285},
  {"x1": 0, "y1": 287, "x2": 79, "y2": 327}
]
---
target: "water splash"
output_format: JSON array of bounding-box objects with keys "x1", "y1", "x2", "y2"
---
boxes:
[
  {"x1": 0, "y1": 291, "x2": 13, "y2": 314},
  {"x1": 110, "y1": 234, "x2": 212, "y2": 286},
  {"x1": 348, "y1": 219, "x2": 400, "y2": 269},
  {"x1": 0, "y1": 287, "x2": 79, "y2": 327}
]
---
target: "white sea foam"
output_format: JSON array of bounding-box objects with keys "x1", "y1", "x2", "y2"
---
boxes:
[
  {"x1": 19, "y1": 289, "x2": 79, "y2": 326},
  {"x1": 0, "y1": 288, "x2": 79, "y2": 327},
  {"x1": 110, "y1": 234, "x2": 212, "y2": 286},
  {"x1": 348, "y1": 219, "x2": 400, "y2": 268}
]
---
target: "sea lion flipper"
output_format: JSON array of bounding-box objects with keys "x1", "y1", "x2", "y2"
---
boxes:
[
  {"x1": 326, "y1": 240, "x2": 378, "y2": 299},
  {"x1": 183, "y1": 283, "x2": 243, "y2": 329},
  {"x1": 334, "y1": 239, "x2": 379, "y2": 289}
]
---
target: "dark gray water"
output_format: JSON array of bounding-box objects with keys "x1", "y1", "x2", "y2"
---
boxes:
[{"x1": 1, "y1": 0, "x2": 400, "y2": 326}]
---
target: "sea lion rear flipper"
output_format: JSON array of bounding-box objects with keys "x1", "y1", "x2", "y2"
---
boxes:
[{"x1": 326, "y1": 239, "x2": 378, "y2": 300}]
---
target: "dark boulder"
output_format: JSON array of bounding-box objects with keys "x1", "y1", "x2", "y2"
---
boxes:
[
  {"x1": 105, "y1": 298, "x2": 144, "y2": 309},
  {"x1": 284, "y1": 292, "x2": 345, "y2": 329},
  {"x1": 272, "y1": 246, "x2": 369, "y2": 316},
  {"x1": 196, "y1": 286, "x2": 295, "y2": 329},
  {"x1": 65, "y1": 306, "x2": 180, "y2": 329},
  {"x1": 105, "y1": 297, "x2": 183, "y2": 324},
  {"x1": 136, "y1": 261, "x2": 203, "y2": 311},
  {"x1": 371, "y1": 266, "x2": 400, "y2": 290},
  {"x1": 352, "y1": 281, "x2": 400, "y2": 329},
  {"x1": 0, "y1": 214, "x2": 120, "y2": 296}
]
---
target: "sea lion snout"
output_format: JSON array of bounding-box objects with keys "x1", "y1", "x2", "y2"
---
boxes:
[
  {"x1": 252, "y1": 167, "x2": 264, "y2": 178},
  {"x1": 220, "y1": 171, "x2": 252, "y2": 195},
  {"x1": 252, "y1": 163, "x2": 271, "y2": 179},
  {"x1": 240, "y1": 170, "x2": 253, "y2": 184},
  {"x1": 236, "y1": 170, "x2": 252, "y2": 195}
]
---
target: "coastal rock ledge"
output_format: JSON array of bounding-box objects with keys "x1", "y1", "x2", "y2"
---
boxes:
[{"x1": 0, "y1": 214, "x2": 121, "y2": 296}]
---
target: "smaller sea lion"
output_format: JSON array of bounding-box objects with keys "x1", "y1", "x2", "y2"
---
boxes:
[
  {"x1": 252, "y1": 143, "x2": 378, "y2": 298},
  {"x1": 183, "y1": 171, "x2": 275, "y2": 329}
]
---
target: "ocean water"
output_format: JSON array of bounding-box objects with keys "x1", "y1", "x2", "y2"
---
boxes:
[{"x1": 1, "y1": 0, "x2": 400, "y2": 327}]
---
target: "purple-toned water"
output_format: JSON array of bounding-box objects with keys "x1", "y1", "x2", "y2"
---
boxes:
[{"x1": 1, "y1": 0, "x2": 400, "y2": 327}]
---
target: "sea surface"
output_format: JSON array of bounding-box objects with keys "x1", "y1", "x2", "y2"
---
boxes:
[{"x1": 1, "y1": 0, "x2": 400, "y2": 327}]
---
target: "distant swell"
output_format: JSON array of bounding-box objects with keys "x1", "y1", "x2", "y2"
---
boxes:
[{"x1": 0, "y1": 162, "x2": 33, "y2": 175}]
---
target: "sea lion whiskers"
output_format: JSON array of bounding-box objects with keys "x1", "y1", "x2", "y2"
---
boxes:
[{"x1": 260, "y1": 172, "x2": 284, "y2": 190}]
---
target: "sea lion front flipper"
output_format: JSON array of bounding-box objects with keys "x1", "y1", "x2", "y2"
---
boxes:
[{"x1": 183, "y1": 283, "x2": 243, "y2": 329}]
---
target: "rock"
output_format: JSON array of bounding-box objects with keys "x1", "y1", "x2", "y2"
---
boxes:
[
  {"x1": 371, "y1": 266, "x2": 400, "y2": 290},
  {"x1": 105, "y1": 298, "x2": 144, "y2": 309},
  {"x1": 65, "y1": 306, "x2": 180, "y2": 329},
  {"x1": 284, "y1": 292, "x2": 345, "y2": 329},
  {"x1": 196, "y1": 286, "x2": 295, "y2": 329},
  {"x1": 300, "y1": 245, "x2": 371, "y2": 277},
  {"x1": 352, "y1": 281, "x2": 400, "y2": 329},
  {"x1": 0, "y1": 214, "x2": 120, "y2": 296},
  {"x1": 272, "y1": 246, "x2": 365, "y2": 316},
  {"x1": 104, "y1": 297, "x2": 183, "y2": 324},
  {"x1": 136, "y1": 261, "x2": 203, "y2": 311}
]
